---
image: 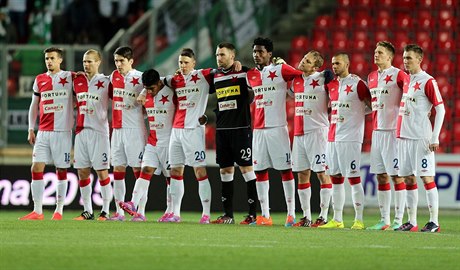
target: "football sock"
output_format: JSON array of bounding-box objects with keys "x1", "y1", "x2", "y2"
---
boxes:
[
  {"x1": 406, "y1": 183, "x2": 418, "y2": 226},
  {"x1": 331, "y1": 177, "x2": 345, "y2": 222},
  {"x1": 31, "y1": 173, "x2": 45, "y2": 214},
  {"x1": 394, "y1": 182, "x2": 406, "y2": 224},
  {"x1": 170, "y1": 176, "x2": 184, "y2": 217},
  {"x1": 165, "y1": 178, "x2": 173, "y2": 213},
  {"x1": 349, "y1": 177, "x2": 364, "y2": 221},
  {"x1": 319, "y1": 184, "x2": 332, "y2": 220},
  {"x1": 137, "y1": 192, "x2": 147, "y2": 216},
  {"x1": 298, "y1": 183, "x2": 311, "y2": 220},
  {"x1": 79, "y1": 178, "x2": 93, "y2": 214},
  {"x1": 55, "y1": 180, "x2": 68, "y2": 215},
  {"x1": 113, "y1": 172, "x2": 126, "y2": 215},
  {"x1": 256, "y1": 171, "x2": 270, "y2": 218},
  {"x1": 378, "y1": 183, "x2": 391, "y2": 224},
  {"x1": 197, "y1": 176, "x2": 211, "y2": 217},
  {"x1": 281, "y1": 171, "x2": 295, "y2": 217},
  {"x1": 221, "y1": 180, "x2": 234, "y2": 218},
  {"x1": 246, "y1": 179, "x2": 257, "y2": 217},
  {"x1": 99, "y1": 177, "x2": 112, "y2": 214},
  {"x1": 424, "y1": 182, "x2": 439, "y2": 225},
  {"x1": 132, "y1": 176, "x2": 151, "y2": 207}
]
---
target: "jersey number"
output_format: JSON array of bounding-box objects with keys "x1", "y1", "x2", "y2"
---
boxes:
[
  {"x1": 240, "y1": 148, "x2": 252, "y2": 160},
  {"x1": 64, "y1": 153, "x2": 71, "y2": 163},
  {"x1": 315, "y1": 154, "x2": 326, "y2": 165},
  {"x1": 393, "y1": 158, "x2": 399, "y2": 169},
  {"x1": 195, "y1": 151, "x2": 206, "y2": 161},
  {"x1": 421, "y1": 158, "x2": 428, "y2": 168},
  {"x1": 350, "y1": 160, "x2": 356, "y2": 170},
  {"x1": 102, "y1": 153, "x2": 108, "y2": 162}
]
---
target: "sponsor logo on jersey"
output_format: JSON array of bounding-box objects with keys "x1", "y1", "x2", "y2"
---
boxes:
[
  {"x1": 331, "y1": 101, "x2": 351, "y2": 110},
  {"x1": 79, "y1": 105, "x2": 95, "y2": 115},
  {"x1": 113, "y1": 101, "x2": 133, "y2": 110},
  {"x1": 295, "y1": 107, "x2": 312, "y2": 116},
  {"x1": 77, "y1": 92, "x2": 101, "y2": 102},
  {"x1": 216, "y1": 85, "x2": 240, "y2": 98},
  {"x1": 218, "y1": 100, "x2": 237, "y2": 111},
  {"x1": 149, "y1": 121, "x2": 165, "y2": 130},
  {"x1": 176, "y1": 87, "x2": 200, "y2": 97},
  {"x1": 146, "y1": 108, "x2": 168, "y2": 116},
  {"x1": 41, "y1": 90, "x2": 69, "y2": 101},
  {"x1": 43, "y1": 103, "x2": 64, "y2": 113},
  {"x1": 178, "y1": 100, "x2": 196, "y2": 109},
  {"x1": 371, "y1": 101, "x2": 384, "y2": 110},
  {"x1": 331, "y1": 114, "x2": 345, "y2": 123},
  {"x1": 253, "y1": 85, "x2": 277, "y2": 94},
  {"x1": 113, "y1": 88, "x2": 137, "y2": 99},
  {"x1": 399, "y1": 107, "x2": 411, "y2": 116},
  {"x1": 295, "y1": 93, "x2": 318, "y2": 102},
  {"x1": 255, "y1": 99, "x2": 273, "y2": 108},
  {"x1": 370, "y1": 88, "x2": 389, "y2": 97}
]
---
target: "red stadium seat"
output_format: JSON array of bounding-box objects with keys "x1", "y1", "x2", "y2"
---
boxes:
[
  {"x1": 373, "y1": 30, "x2": 390, "y2": 44},
  {"x1": 315, "y1": 15, "x2": 332, "y2": 29},
  {"x1": 353, "y1": 0, "x2": 373, "y2": 9},
  {"x1": 380, "y1": 0, "x2": 394, "y2": 9},
  {"x1": 311, "y1": 37, "x2": 328, "y2": 51},
  {"x1": 439, "y1": 127, "x2": 451, "y2": 145},
  {"x1": 351, "y1": 31, "x2": 371, "y2": 51},
  {"x1": 392, "y1": 54, "x2": 404, "y2": 70},
  {"x1": 436, "y1": 76, "x2": 453, "y2": 99},
  {"x1": 418, "y1": 0, "x2": 436, "y2": 9},
  {"x1": 415, "y1": 31, "x2": 433, "y2": 50},
  {"x1": 351, "y1": 61, "x2": 369, "y2": 78},
  {"x1": 394, "y1": 0, "x2": 416, "y2": 10},
  {"x1": 434, "y1": 54, "x2": 454, "y2": 75},
  {"x1": 439, "y1": 0, "x2": 458, "y2": 8},
  {"x1": 351, "y1": 53, "x2": 366, "y2": 64},
  {"x1": 393, "y1": 31, "x2": 410, "y2": 51},
  {"x1": 354, "y1": 11, "x2": 372, "y2": 29},
  {"x1": 337, "y1": 0, "x2": 351, "y2": 8},
  {"x1": 453, "y1": 123, "x2": 460, "y2": 143},
  {"x1": 374, "y1": 10, "x2": 392, "y2": 29},
  {"x1": 443, "y1": 104, "x2": 452, "y2": 124},
  {"x1": 437, "y1": 31, "x2": 456, "y2": 51},
  {"x1": 332, "y1": 31, "x2": 348, "y2": 50},
  {"x1": 454, "y1": 99, "x2": 460, "y2": 119},
  {"x1": 416, "y1": 10, "x2": 435, "y2": 30},
  {"x1": 312, "y1": 29, "x2": 327, "y2": 41},
  {"x1": 288, "y1": 50, "x2": 304, "y2": 67},
  {"x1": 291, "y1": 36, "x2": 309, "y2": 51},
  {"x1": 395, "y1": 12, "x2": 413, "y2": 29},
  {"x1": 420, "y1": 57, "x2": 432, "y2": 74},
  {"x1": 438, "y1": 9, "x2": 456, "y2": 29}
]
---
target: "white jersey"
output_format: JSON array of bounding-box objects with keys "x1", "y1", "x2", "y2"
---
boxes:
[
  {"x1": 110, "y1": 69, "x2": 144, "y2": 129},
  {"x1": 145, "y1": 85, "x2": 176, "y2": 147},
  {"x1": 165, "y1": 69, "x2": 213, "y2": 129},
  {"x1": 368, "y1": 66, "x2": 408, "y2": 130},
  {"x1": 246, "y1": 63, "x2": 302, "y2": 129},
  {"x1": 291, "y1": 71, "x2": 329, "y2": 135},
  {"x1": 328, "y1": 74, "x2": 370, "y2": 143},
  {"x1": 32, "y1": 70, "x2": 74, "y2": 131},
  {"x1": 397, "y1": 71, "x2": 443, "y2": 140},
  {"x1": 74, "y1": 73, "x2": 111, "y2": 135}
]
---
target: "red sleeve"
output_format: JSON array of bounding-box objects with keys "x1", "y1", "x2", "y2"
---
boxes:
[
  {"x1": 357, "y1": 80, "x2": 371, "y2": 101},
  {"x1": 425, "y1": 78, "x2": 443, "y2": 106},
  {"x1": 201, "y1": 68, "x2": 214, "y2": 85},
  {"x1": 281, "y1": 64, "x2": 303, "y2": 82},
  {"x1": 396, "y1": 70, "x2": 409, "y2": 91}
]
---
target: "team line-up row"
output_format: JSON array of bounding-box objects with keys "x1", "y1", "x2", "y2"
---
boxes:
[{"x1": 19, "y1": 37, "x2": 444, "y2": 233}]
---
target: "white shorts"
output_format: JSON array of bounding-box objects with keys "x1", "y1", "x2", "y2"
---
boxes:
[
  {"x1": 32, "y1": 131, "x2": 72, "y2": 168},
  {"x1": 253, "y1": 126, "x2": 292, "y2": 171},
  {"x1": 398, "y1": 138, "x2": 435, "y2": 177},
  {"x1": 169, "y1": 127, "x2": 206, "y2": 167},
  {"x1": 141, "y1": 144, "x2": 170, "y2": 177},
  {"x1": 74, "y1": 129, "x2": 110, "y2": 170},
  {"x1": 370, "y1": 130, "x2": 399, "y2": 175},
  {"x1": 111, "y1": 128, "x2": 146, "y2": 168},
  {"x1": 326, "y1": 141, "x2": 362, "y2": 178},
  {"x1": 292, "y1": 127, "x2": 328, "y2": 172}
]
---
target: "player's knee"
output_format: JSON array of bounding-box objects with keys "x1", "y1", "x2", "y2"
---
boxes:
[
  {"x1": 142, "y1": 166, "x2": 155, "y2": 175},
  {"x1": 194, "y1": 166, "x2": 207, "y2": 179},
  {"x1": 376, "y1": 173, "x2": 389, "y2": 184}
]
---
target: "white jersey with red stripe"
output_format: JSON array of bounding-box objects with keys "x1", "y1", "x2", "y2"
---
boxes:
[
  {"x1": 291, "y1": 71, "x2": 329, "y2": 135},
  {"x1": 165, "y1": 69, "x2": 213, "y2": 129},
  {"x1": 110, "y1": 69, "x2": 144, "y2": 129},
  {"x1": 144, "y1": 85, "x2": 176, "y2": 147},
  {"x1": 246, "y1": 63, "x2": 302, "y2": 129},
  {"x1": 33, "y1": 70, "x2": 74, "y2": 131},
  {"x1": 74, "y1": 73, "x2": 111, "y2": 136},
  {"x1": 328, "y1": 74, "x2": 370, "y2": 143},
  {"x1": 368, "y1": 66, "x2": 408, "y2": 131},
  {"x1": 397, "y1": 71, "x2": 443, "y2": 140}
]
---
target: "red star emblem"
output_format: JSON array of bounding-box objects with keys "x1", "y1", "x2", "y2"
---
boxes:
[
  {"x1": 159, "y1": 95, "x2": 169, "y2": 104},
  {"x1": 345, "y1": 85, "x2": 353, "y2": 95},
  {"x1": 231, "y1": 76, "x2": 239, "y2": 83},
  {"x1": 413, "y1": 82, "x2": 421, "y2": 91},
  {"x1": 130, "y1": 77, "x2": 140, "y2": 86},
  {"x1": 310, "y1": 79, "x2": 320, "y2": 89},
  {"x1": 267, "y1": 71, "x2": 278, "y2": 81},
  {"x1": 59, "y1": 77, "x2": 68, "y2": 86},
  {"x1": 95, "y1": 80, "x2": 104, "y2": 90},
  {"x1": 384, "y1": 75, "x2": 393, "y2": 84},
  {"x1": 190, "y1": 74, "x2": 200, "y2": 83}
]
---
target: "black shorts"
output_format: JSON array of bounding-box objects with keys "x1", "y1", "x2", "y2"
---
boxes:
[{"x1": 216, "y1": 127, "x2": 253, "y2": 168}]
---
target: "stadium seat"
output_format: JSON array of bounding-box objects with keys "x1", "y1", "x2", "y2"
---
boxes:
[
  {"x1": 337, "y1": 0, "x2": 351, "y2": 8},
  {"x1": 436, "y1": 31, "x2": 456, "y2": 51},
  {"x1": 311, "y1": 37, "x2": 328, "y2": 51},
  {"x1": 454, "y1": 99, "x2": 460, "y2": 119},
  {"x1": 418, "y1": 0, "x2": 436, "y2": 9},
  {"x1": 453, "y1": 123, "x2": 460, "y2": 143},
  {"x1": 436, "y1": 76, "x2": 453, "y2": 99},
  {"x1": 434, "y1": 54, "x2": 454, "y2": 75},
  {"x1": 350, "y1": 61, "x2": 369, "y2": 78},
  {"x1": 392, "y1": 54, "x2": 404, "y2": 70},
  {"x1": 354, "y1": 11, "x2": 372, "y2": 29},
  {"x1": 288, "y1": 50, "x2": 304, "y2": 67},
  {"x1": 332, "y1": 31, "x2": 348, "y2": 50},
  {"x1": 374, "y1": 10, "x2": 392, "y2": 29},
  {"x1": 439, "y1": 0, "x2": 457, "y2": 8},
  {"x1": 379, "y1": 0, "x2": 394, "y2": 9},
  {"x1": 393, "y1": 31, "x2": 410, "y2": 51},
  {"x1": 416, "y1": 10, "x2": 435, "y2": 30},
  {"x1": 394, "y1": 0, "x2": 416, "y2": 10},
  {"x1": 373, "y1": 30, "x2": 390, "y2": 44},
  {"x1": 315, "y1": 15, "x2": 332, "y2": 29},
  {"x1": 291, "y1": 36, "x2": 309, "y2": 51},
  {"x1": 439, "y1": 127, "x2": 451, "y2": 146},
  {"x1": 438, "y1": 9, "x2": 456, "y2": 29},
  {"x1": 415, "y1": 31, "x2": 433, "y2": 50},
  {"x1": 420, "y1": 57, "x2": 432, "y2": 74},
  {"x1": 395, "y1": 12, "x2": 413, "y2": 29}
]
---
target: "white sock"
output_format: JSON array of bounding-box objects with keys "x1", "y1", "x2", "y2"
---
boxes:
[
  {"x1": 425, "y1": 187, "x2": 439, "y2": 225},
  {"x1": 319, "y1": 186, "x2": 332, "y2": 220},
  {"x1": 198, "y1": 179, "x2": 211, "y2": 216},
  {"x1": 100, "y1": 182, "x2": 112, "y2": 214},
  {"x1": 137, "y1": 192, "x2": 147, "y2": 216},
  {"x1": 113, "y1": 179, "x2": 126, "y2": 215},
  {"x1": 55, "y1": 180, "x2": 68, "y2": 214},
  {"x1": 132, "y1": 178, "x2": 150, "y2": 207},
  {"x1": 297, "y1": 186, "x2": 311, "y2": 220},
  {"x1": 332, "y1": 183, "x2": 345, "y2": 222},
  {"x1": 282, "y1": 180, "x2": 295, "y2": 217},
  {"x1": 394, "y1": 189, "x2": 406, "y2": 224},
  {"x1": 407, "y1": 187, "x2": 418, "y2": 226},
  {"x1": 170, "y1": 178, "x2": 184, "y2": 217},
  {"x1": 256, "y1": 181, "x2": 270, "y2": 218},
  {"x1": 80, "y1": 184, "x2": 93, "y2": 214},
  {"x1": 378, "y1": 189, "x2": 391, "y2": 224},
  {"x1": 31, "y1": 180, "x2": 45, "y2": 214},
  {"x1": 351, "y1": 183, "x2": 364, "y2": 222},
  {"x1": 165, "y1": 184, "x2": 173, "y2": 213}
]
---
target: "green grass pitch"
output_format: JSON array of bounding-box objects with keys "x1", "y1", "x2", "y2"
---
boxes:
[{"x1": 1, "y1": 209, "x2": 459, "y2": 270}]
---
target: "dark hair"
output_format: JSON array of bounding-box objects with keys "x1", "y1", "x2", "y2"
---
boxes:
[
  {"x1": 114, "y1": 46, "x2": 134, "y2": 60},
  {"x1": 217, "y1": 42, "x2": 236, "y2": 52},
  {"x1": 376, "y1": 41, "x2": 395, "y2": 56},
  {"x1": 180, "y1": 48, "x2": 195, "y2": 59},
  {"x1": 404, "y1": 44, "x2": 423, "y2": 58},
  {"x1": 307, "y1": 50, "x2": 324, "y2": 68},
  {"x1": 44, "y1": 47, "x2": 64, "y2": 58},
  {"x1": 142, "y1": 69, "x2": 160, "y2": 86},
  {"x1": 253, "y1": 37, "x2": 273, "y2": 52}
]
